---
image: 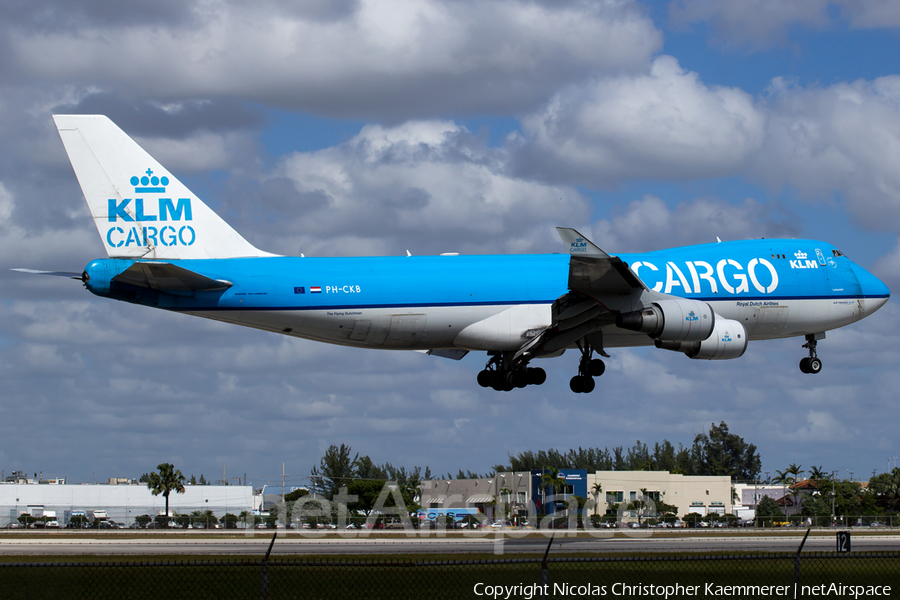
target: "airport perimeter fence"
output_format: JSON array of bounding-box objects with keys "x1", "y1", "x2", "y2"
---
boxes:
[{"x1": 1, "y1": 552, "x2": 899, "y2": 599}]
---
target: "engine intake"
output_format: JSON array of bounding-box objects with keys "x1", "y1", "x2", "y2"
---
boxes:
[
  {"x1": 616, "y1": 299, "x2": 715, "y2": 342},
  {"x1": 655, "y1": 318, "x2": 748, "y2": 360}
]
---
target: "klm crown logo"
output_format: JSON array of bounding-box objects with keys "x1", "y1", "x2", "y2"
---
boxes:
[
  {"x1": 131, "y1": 168, "x2": 169, "y2": 193},
  {"x1": 794, "y1": 250, "x2": 808, "y2": 260}
]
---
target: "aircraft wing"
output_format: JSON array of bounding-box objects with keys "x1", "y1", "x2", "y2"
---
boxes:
[
  {"x1": 555, "y1": 227, "x2": 646, "y2": 295},
  {"x1": 112, "y1": 262, "x2": 232, "y2": 293},
  {"x1": 512, "y1": 229, "x2": 645, "y2": 364}
]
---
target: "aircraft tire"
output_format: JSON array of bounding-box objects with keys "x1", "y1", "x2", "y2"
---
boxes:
[
  {"x1": 582, "y1": 377, "x2": 596, "y2": 393},
  {"x1": 570, "y1": 376, "x2": 584, "y2": 393},
  {"x1": 587, "y1": 359, "x2": 606, "y2": 377},
  {"x1": 509, "y1": 370, "x2": 528, "y2": 388},
  {"x1": 527, "y1": 367, "x2": 547, "y2": 385},
  {"x1": 807, "y1": 357, "x2": 822, "y2": 374},
  {"x1": 799, "y1": 358, "x2": 810, "y2": 374},
  {"x1": 477, "y1": 370, "x2": 493, "y2": 387}
]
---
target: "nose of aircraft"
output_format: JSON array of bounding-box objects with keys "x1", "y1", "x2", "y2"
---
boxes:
[{"x1": 853, "y1": 263, "x2": 890, "y2": 315}]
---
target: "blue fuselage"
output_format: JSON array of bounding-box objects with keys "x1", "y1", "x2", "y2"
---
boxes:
[{"x1": 82, "y1": 238, "x2": 889, "y2": 351}]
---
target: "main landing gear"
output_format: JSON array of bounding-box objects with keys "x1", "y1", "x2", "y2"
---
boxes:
[
  {"x1": 477, "y1": 352, "x2": 546, "y2": 392},
  {"x1": 570, "y1": 341, "x2": 605, "y2": 394},
  {"x1": 799, "y1": 333, "x2": 824, "y2": 374}
]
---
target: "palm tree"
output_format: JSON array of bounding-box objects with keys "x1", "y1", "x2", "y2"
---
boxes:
[
  {"x1": 540, "y1": 468, "x2": 566, "y2": 514},
  {"x1": 147, "y1": 463, "x2": 186, "y2": 523},
  {"x1": 808, "y1": 466, "x2": 827, "y2": 481},
  {"x1": 591, "y1": 482, "x2": 603, "y2": 516},
  {"x1": 774, "y1": 463, "x2": 803, "y2": 485}
]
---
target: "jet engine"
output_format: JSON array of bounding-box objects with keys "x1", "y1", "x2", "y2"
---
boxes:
[
  {"x1": 655, "y1": 318, "x2": 747, "y2": 360},
  {"x1": 615, "y1": 299, "x2": 715, "y2": 342}
]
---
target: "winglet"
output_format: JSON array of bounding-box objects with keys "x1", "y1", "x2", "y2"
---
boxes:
[{"x1": 556, "y1": 228, "x2": 610, "y2": 258}]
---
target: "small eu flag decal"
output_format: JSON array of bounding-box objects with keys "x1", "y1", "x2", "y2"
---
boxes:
[{"x1": 294, "y1": 287, "x2": 305, "y2": 294}]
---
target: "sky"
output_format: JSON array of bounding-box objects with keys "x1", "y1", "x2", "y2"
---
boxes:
[{"x1": 2, "y1": 0, "x2": 900, "y2": 490}]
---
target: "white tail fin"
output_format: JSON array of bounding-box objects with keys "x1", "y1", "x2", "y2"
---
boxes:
[{"x1": 53, "y1": 115, "x2": 272, "y2": 259}]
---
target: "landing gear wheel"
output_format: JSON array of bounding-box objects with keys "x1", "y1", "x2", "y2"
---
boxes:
[
  {"x1": 587, "y1": 359, "x2": 606, "y2": 377},
  {"x1": 508, "y1": 370, "x2": 528, "y2": 389},
  {"x1": 570, "y1": 375, "x2": 595, "y2": 393},
  {"x1": 477, "y1": 370, "x2": 493, "y2": 387},
  {"x1": 527, "y1": 367, "x2": 547, "y2": 386},
  {"x1": 807, "y1": 357, "x2": 822, "y2": 374},
  {"x1": 800, "y1": 334, "x2": 824, "y2": 375},
  {"x1": 581, "y1": 377, "x2": 596, "y2": 393},
  {"x1": 570, "y1": 376, "x2": 584, "y2": 393}
]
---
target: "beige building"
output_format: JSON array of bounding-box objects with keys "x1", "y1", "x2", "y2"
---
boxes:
[
  {"x1": 419, "y1": 470, "x2": 734, "y2": 522},
  {"x1": 587, "y1": 471, "x2": 733, "y2": 517}
]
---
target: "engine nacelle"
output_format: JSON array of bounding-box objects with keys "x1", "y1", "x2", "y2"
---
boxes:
[
  {"x1": 655, "y1": 318, "x2": 748, "y2": 360},
  {"x1": 616, "y1": 299, "x2": 715, "y2": 342}
]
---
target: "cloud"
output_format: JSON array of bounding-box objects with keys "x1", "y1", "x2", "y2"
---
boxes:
[
  {"x1": 248, "y1": 120, "x2": 589, "y2": 256},
  {"x1": 590, "y1": 194, "x2": 799, "y2": 252},
  {"x1": 834, "y1": 0, "x2": 900, "y2": 29},
  {"x1": 515, "y1": 60, "x2": 900, "y2": 235},
  {"x1": 3, "y1": 0, "x2": 661, "y2": 118},
  {"x1": 752, "y1": 75, "x2": 900, "y2": 231},
  {"x1": 668, "y1": 0, "x2": 831, "y2": 50},
  {"x1": 514, "y1": 56, "x2": 766, "y2": 186}
]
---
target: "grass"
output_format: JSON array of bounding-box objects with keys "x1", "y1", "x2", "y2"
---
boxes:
[{"x1": 0, "y1": 552, "x2": 898, "y2": 599}]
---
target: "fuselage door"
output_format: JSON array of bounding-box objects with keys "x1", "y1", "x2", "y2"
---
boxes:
[{"x1": 384, "y1": 314, "x2": 428, "y2": 347}]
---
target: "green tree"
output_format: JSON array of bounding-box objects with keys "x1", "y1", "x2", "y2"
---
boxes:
[
  {"x1": 146, "y1": 463, "x2": 186, "y2": 523},
  {"x1": 540, "y1": 468, "x2": 567, "y2": 514},
  {"x1": 774, "y1": 463, "x2": 803, "y2": 485},
  {"x1": 590, "y1": 482, "x2": 602, "y2": 516},
  {"x1": 870, "y1": 468, "x2": 900, "y2": 512},
  {"x1": 222, "y1": 513, "x2": 239, "y2": 529},
  {"x1": 689, "y1": 422, "x2": 761, "y2": 480},
  {"x1": 756, "y1": 495, "x2": 784, "y2": 525},
  {"x1": 311, "y1": 444, "x2": 358, "y2": 499},
  {"x1": 808, "y1": 465, "x2": 828, "y2": 481},
  {"x1": 682, "y1": 512, "x2": 704, "y2": 528},
  {"x1": 134, "y1": 514, "x2": 152, "y2": 528},
  {"x1": 347, "y1": 479, "x2": 387, "y2": 515},
  {"x1": 17, "y1": 514, "x2": 38, "y2": 528}
]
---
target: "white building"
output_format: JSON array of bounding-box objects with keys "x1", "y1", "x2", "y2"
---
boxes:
[{"x1": 0, "y1": 483, "x2": 256, "y2": 526}]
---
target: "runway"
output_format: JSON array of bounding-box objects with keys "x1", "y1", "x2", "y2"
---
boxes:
[{"x1": 1, "y1": 531, "x2": 898, "y2": 557}]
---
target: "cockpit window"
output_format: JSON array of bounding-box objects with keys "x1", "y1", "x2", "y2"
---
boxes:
[{"x1": 832, "y1": 249, "x2": 844, "y2": 258}]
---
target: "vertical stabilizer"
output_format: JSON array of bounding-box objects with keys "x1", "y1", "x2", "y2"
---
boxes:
[{"x1": 53, "y1": 114, "x2": 272, "y2": 259}]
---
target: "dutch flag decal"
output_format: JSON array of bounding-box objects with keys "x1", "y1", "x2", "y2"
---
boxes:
[{"x1": 310, "y1": 286, "x2": 322, "y2": 293}]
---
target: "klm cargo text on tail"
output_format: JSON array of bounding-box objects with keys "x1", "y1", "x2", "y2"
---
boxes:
[{"x1": 105, "y1": 169, "x2": 195, "y2": 249}]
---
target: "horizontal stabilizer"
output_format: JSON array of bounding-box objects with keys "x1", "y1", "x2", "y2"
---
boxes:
[
  {"x1": 112, "y1": 262, "x2": 232, "y2": 293},
  {"x1": 11, "y1": 268, "x2": 83, "y2": 280}
]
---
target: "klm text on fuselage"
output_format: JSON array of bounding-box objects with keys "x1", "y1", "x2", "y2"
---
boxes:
[{"x1": 106, "y1": 198, "x2": 195, "y2": 248}]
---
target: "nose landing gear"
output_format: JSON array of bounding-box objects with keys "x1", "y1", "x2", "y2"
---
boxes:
[
  {"x1": 570, "y1": 341, "x2": 605, "y2": 393},
  {"x1": 799, "y1": 333, "x2": 824, "y2": 374}
]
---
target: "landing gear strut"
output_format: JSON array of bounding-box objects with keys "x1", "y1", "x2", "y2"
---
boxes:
[
  {"x1": 570, "y1": 341, "x2": 605, "y2": 393},
  {"x1": 477, "y1": 352, "x2": 546, "y2": 392},
  {"x1": 799, "y1": 333, "x2": 824, "y2": 374}
]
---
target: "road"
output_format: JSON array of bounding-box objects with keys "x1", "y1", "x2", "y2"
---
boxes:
[{"x1": 1, "y1": 531, "x2": 898, "y2": 557}]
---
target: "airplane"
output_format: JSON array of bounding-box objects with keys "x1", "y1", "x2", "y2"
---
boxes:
[{"x1": 16, "y1": 115, "x2": 891, "y2": 393}]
